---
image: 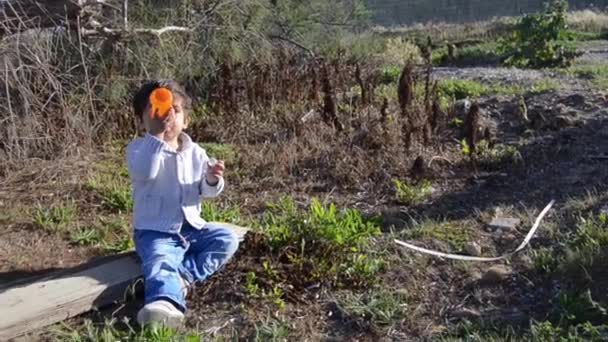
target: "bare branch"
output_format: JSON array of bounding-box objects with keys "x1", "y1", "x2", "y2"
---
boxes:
[{"x1": 81, "y1": 25, "x2": 194, "y2": 38}]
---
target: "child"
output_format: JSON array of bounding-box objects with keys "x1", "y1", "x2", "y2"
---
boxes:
[{"x1": 126, "y1": 80, "x2": 240, "y2": 327}]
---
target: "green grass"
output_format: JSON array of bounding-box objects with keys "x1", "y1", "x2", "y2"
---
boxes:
[
  {"x1": 258, "y1": 197, "x2": 383, "y2": 287},
  {"x1": 401, "y1": 220, "x2": 472, "y2": 251},
  {"x1": 337, "y1": 289, "x2": 408, "y2": 329},
  {"x1": 33, "y1": 201, "x2": 77, "y2": 233},
  {"x1": 199, "y1": 143, "x2": 238, "y2": 165},
  {"x1": 54, "y1": 318, "x2": 202, "y2": 342},
  {"x1": 85, "y1": 165, "x2": 132, "y2": 213},
  {"x1": 253, "y1": 319, "x2": 290, "y2": 342},
  {"x1": 438, "y1": 79, "x2": 558, "y2": 100},
  {"x1": 567, "y1": 63, "x2": 608, "y2": 89},
  {"x1": 201, "y1": 201, "x2": 243, "y2": 224},
  {"x1": 473, "y1": 141, "x2": 523, "y2": 170},
  {"x1": 393, "y1": 179, "x2": 432, "y2": 205},
  {"x1": 532, "y1": 212, "x2": 608, "y2": 278},
  {"x1": 442, "y1": 320, "x2": 608, "y2": 341},
  {"x1": 70, "y1": 227, "x2": 103, "y2": 246},
  {"x1": 432, "y1": 41, "x2": 502, "y2": 67}
]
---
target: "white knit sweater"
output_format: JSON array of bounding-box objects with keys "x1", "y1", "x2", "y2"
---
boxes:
[{"x1": 126, "y1": 133, "x2": 224, "y2": 233}]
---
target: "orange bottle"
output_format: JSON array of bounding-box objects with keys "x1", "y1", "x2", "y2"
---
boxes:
[{"x1": 149, "y1": 87, "x2": 173, "y2": 119}]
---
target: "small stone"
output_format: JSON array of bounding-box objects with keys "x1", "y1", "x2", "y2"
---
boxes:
[
  {"x1": 502, "y1": 233, "x2": 517, "y2": 244},
  {"x1": 469, "y1": 270, "x2": 483, "y2": 282},
  {"x1": 482, "y1": 265, "x2": 512, "y2": 284},
  {"x1": 452, "y1": 307, "x2": 481, "y2": 320},
  {"x1": 489, "y1": 217, "x2": 521, "y2": 232},
  {"x1": 464, "y1": 242, "x2": 482, "y2": 256}
]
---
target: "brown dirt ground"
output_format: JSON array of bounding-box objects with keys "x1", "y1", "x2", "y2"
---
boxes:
[{"x1": 3, "y1": 73, "x2": 608, "y2": 340}]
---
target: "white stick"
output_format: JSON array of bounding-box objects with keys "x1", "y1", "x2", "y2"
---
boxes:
[{"x1": 394, "y1": 200, "x2": 555, "y2": 262}]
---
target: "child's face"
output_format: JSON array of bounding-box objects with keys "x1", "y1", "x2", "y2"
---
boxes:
[{"x1": 140, "y1": 95, "x2": 188, "y2": 141}]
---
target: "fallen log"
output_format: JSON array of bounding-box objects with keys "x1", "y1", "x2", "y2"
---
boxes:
[{"x1": 0, "y1": 223, "x2": 249, "y2": 341}]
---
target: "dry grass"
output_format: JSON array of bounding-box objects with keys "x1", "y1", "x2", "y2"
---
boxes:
[
  {"x1": 371, "y1": 16, "x2": 516, "y2": 43},
  {"x1": 567, "y1": 10, "x2": 608, "y2": 33}
]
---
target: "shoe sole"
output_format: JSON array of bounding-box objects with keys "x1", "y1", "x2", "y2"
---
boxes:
[{"x1": 137, "y1": 307, "x2": 184, "y2": 329}]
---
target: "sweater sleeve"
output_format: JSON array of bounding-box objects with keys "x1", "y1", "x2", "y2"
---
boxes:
[
  {"x1": 126, "y1": 134, "x2": 165, "y2": 181},
  {"x1": 197, "y1": 147, "x2": 225, "y2": 198}
]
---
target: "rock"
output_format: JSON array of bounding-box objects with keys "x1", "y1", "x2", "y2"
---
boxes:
[
  {"x1": 464, "y1": 242, "x2": 482, "y2": 256},
  {"x1": 489, "y1": 217, "x2": 521, "y2": 232},
  {"x1": 482, "y1": 265, "x2": 512, "y2": 284},
  {"x1": 469, "y1": 270, "x2": 483, "y2": 282},
  {"x1": 501, "y1": 233, "x2": 517, "y2": 244},
  {"x1": 452, "y1": 307, "x2": 481, "y2": 320}
]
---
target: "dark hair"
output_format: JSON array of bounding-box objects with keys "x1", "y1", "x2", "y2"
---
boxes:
[{"x1": 132, "y1": 79, "x2": 192, "y2": 120}]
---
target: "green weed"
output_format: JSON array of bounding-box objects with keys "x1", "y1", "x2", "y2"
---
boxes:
[
  {"x1": 338, "y1": 290, "x2": 408, "y2": 328},
  {"x1": 33, "y1": 202, "x2": 76, "y2": 233},
  {"x1": 258, "y1": 197, "x2": 382, "y2": 287},
  {"x1": 253, "y1": 319, "x2": 290, "y2": 342},
  {"x1": 70, "y1": 227, "x2": 103, "y2": 246},
  {"x1": 439, "y1": 79, "x2": 487, "y2": 100},
  {"x1": 199, "y1": 143, "x2": 238, "y2": 165},
  {"x1": 379, "y1": 65, "x2": 402, "y2": 85},
  {"x1": 245, "y1": 272, "x2": 260, "y2": 297},
  {"x1": 98, "y1": 217, "x2": 133, "y2": 253},
  {"x1": 85, "y1": 166, "x2": 132, "y2": 213},
  {"x1": 201, "y1": 201, "x2": 242, "y2": 224},
  {"x1": 567, "y1": 64, "x2": 608, "y2": 89},
  {"x1": 393, "y1": 179, "x2": 432, "y2": 205},
  {"x1": 433, "y1": 41, "x2": 502, "y2": 67},
  {"x1": 474, "y1": 141, "x2": 523, "y2": 170},
  {"x1": 54, "y1": 318, "x2": 201, "y2": 342}
]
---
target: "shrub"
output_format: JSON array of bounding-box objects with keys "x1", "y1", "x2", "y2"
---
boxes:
[{"x1": 499, "y1": 0, "x2": 578, "y2": 68}]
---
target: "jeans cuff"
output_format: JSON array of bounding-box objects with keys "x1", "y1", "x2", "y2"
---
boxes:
[{"x1": 147, "y1": 295, "x2": 186, "y2": 313}]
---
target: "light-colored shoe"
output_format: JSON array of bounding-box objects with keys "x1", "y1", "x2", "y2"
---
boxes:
[{"x1": 137, "y1": 300, "x2": 184, "y2": 328}]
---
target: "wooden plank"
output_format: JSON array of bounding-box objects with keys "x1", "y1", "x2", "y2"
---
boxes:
[{"x1": 0, "y1": 223, "x2": 249, "y2": 341}]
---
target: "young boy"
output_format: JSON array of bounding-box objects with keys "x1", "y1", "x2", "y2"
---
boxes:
[{"x1": 126, "y1": 80, "x2": 240, "y2": 327}]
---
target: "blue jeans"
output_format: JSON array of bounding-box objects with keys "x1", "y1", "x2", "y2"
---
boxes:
[{"x1": 134, "y1": 221, "x2": 240, "y2": 312}]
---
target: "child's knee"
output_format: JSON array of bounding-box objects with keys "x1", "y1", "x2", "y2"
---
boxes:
[{"x1": 219, "y1": 229, "x2": 240, "y2": 256}]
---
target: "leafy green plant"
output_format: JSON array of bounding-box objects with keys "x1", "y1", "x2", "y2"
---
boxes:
[
  {"x1": 393, "y1": 179, "x2": 432, "y2": 205},
  {"x1": 499, "y1": 0, "x2": 578, "y2": 68},
  {"x1": 33, "y1": 202, "x2": 76, "y2": 233},
  {"x1": 474, "y1": 141, "x2": 523, "y2": 170},
  {"x1": 70, "y1": 227, "x2": 103, "y2": 246},
  {"x1": 258, "y1": 197, "x2": 382, "y2": 287},
  {"x1": 245, "y1": 272, "x2": 260, "y2": 297},
  {"x1": 379, "y1": 65, "x2": 402, "y2": 85},
  {"x1": 438, "y1": 79, "x2": 487, "y2": 100}
]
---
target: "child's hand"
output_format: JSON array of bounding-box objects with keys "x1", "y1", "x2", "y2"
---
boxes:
[
  {"x1": 148, "y1": 107, "x2": 176, "y2": 139},
  {"x1": 206, "y1": 160, "x2": 225, "y2": 185}
]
